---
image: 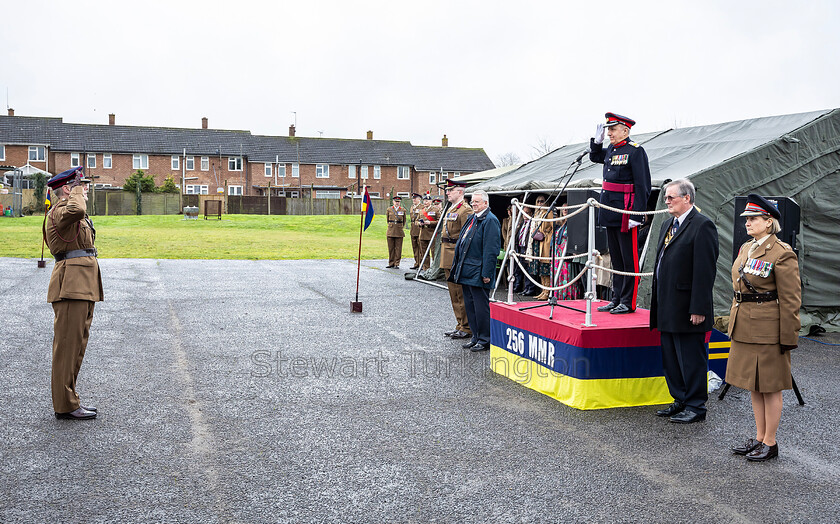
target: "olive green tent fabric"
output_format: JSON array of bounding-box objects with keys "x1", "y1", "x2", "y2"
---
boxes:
[{"x1": 471, "y1": 109, "x2": 840, "y2": 329}]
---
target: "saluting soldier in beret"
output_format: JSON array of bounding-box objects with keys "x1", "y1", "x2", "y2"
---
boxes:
[
  {"x1": 409, "y1": 193, "x2": 423, "y2": 269},
  {"x1": 727, "y1": 194, "x2": 801, "y2": 462},
  {"x1": 385, "y1": 196, "x2": 407, "y2": 268},
  {"x1": 589, "y1": 112, "x2": 652, "y2": 314},
  {"x1": 44, "y1": 167, "x2": 103, "y2": 420},
  {"x1": 441, "y1": 180, "x2": 474, "y2": 340},
  {"x1": 417, "y1": 195, "x2": 440, "y2": 270}
]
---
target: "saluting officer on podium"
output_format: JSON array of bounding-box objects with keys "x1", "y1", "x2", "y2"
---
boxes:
[
  {"x1": 44, "y1": 166, "x2": 103, "y2": 420},
  {"x1": 590, "y1": 113, "x2": 652, "y2": 314}
]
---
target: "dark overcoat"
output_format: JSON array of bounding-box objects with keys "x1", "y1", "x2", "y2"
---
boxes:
[{"x1": 449, "y1": 210, "x2": 501, "y2": 290}]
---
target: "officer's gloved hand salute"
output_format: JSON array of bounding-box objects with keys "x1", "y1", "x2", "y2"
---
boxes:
[{"x1": 594, "y1": 123, "x2": 606, "y2": 144}]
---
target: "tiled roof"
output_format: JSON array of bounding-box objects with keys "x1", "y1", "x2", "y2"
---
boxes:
[{"x1": 0, "y1": 116, "x2": 494, "y2": 171}]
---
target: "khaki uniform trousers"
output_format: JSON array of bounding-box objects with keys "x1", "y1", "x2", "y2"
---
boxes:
[
  {"x1": 411, "y1": 235, "x2": 421, "y2": 266},
  {"x1": 419, "y1": 239, "x2": 434, "y2": 270},
  {"x1": 444, "y1": 268, "x2": 471, "y2": 334},
  {"x1": 52, "y1": 299, "x2": 95, "y2": 413},
  {"x1": 387, "y1": 236, "x2": 403, "y2": 267}
]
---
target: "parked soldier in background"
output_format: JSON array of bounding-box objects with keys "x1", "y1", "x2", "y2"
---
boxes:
[
  {"x1": 409, "y1": 193, "x2": 423, "y2": 269},
  {"x1": 44, "y1": 167, "x2": 103, "y2": 420},
  {"x1": 441, "y1": 180, "x2": 474, "y2": 340},
  {"x1": 385, "y1": 195, "x2": 407, "y2": 268}
]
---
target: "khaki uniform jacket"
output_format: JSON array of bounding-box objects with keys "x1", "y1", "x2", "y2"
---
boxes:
[
  {"x1": 419, "y1": 205, "x2": 441, "y2": 242},
  {"x1": 501, "y1": 216, "x2": 511, "y2": 251},
  {"x1": 537, "y1": 211, "x2": 554, "y2": 259},
  {"x1": 45, "y1": 187, "x2": 104, "y2": 303},
  {"x1": 410, "y1": 203, "x2": 421, "y2": 237},
  {"x1": 440, "y1": 200, "x2": 473, "y2": 270},
  {"x1": 386, "y1": 206, "x2": 407, "y2": 237},
  {"x1": 728, "y1": 235, "x2": 801, "y2": 346}
]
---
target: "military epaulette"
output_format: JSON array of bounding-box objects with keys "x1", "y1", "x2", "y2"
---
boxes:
[
  {"x1": 629, "y1": 141, "x2": 640, "y2": 148},
  {"x1": 776, "y1": 240, "x2": 792, "y2": 251}
]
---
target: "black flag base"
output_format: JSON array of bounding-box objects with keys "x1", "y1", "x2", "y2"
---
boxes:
[
  {"x1": 37, "y1": 260, "x2": 46, "y2": 268},
  {"x1": 351, "y1": 301, "x2": 363, "y2": 313}
]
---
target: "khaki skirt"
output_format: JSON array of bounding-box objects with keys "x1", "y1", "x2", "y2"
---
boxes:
[{"x1": 725, "y1": 339, "x2": 792, "y2": 393}]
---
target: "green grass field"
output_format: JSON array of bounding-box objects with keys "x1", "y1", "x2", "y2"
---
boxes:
[{"x1": 0, "y1": 214, "x2": 414, "y2": 260}]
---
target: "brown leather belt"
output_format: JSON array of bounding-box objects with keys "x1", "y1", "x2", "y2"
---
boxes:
[
  {"x1": 734, "y1": 291, "x2": 778, "y2": 303},
  {"x1": 441, "y1": 238, "x2": 457, "y2": 244}
]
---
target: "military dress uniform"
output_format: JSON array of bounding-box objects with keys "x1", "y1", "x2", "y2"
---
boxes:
[
  {"x1": 589, "y1": 113, "x2": 651, "y2": 313},
  {"x1": 726, "y1": 234, "x2": 801, "y2": 392},
  {"x1": 409, "y1": 195, "x2": 423, "y2": 269},
  {"x1": 440, "y1": 189, "x2": 473, "y2": 338},
  {"x1": 386, "y1": 199, "x2": 407, "y2": 268},
  {"x1": 418, "y1": 199, "x2": 440, "y2": 270},
  {"x1": 44, "y1": 167, "x2": 103, "y2": 419}
]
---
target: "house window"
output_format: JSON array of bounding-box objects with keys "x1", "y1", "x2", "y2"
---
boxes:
[
  {"x1": 265, "y1": 163, "x2": 273, "y2": 177},
  {"x1": 291, "y1": 163, "x2": 299, "y2": 178},
  {"x1": 228, "y1": 157, "x2": 243, "y2": 171},
  {"x1": 87, "y1": 154, "x2": 96, "y2": 169},
  {"x1": 368, "y1": 192, "x2": 380, "y2": 198},
  {"x1": 0, "y1": 145, "x2": 4, "y2": 160},
  {"x1": 228, "y1": 185, "x2": 243, "y2": 196},
  {"x1": 316, "y1": 164, "x2": 330, "y2": 178},
  {"x1": 70, "y1": 153, "x2": 81, "y2": 167},
  {"x1": 397, "y1": 192, "x2": 410, "y2": 198},
  {"x1": 429, "y1": 172, "x2": 436, "y2": 184},
  {"x1": 440, "y1": 172, "x2": 448, "y2": 181},
  {"x1": 278, "y1": 164, "x2": 286, "y2": 177},
  {"x1": 316, "y1": 190, "x2": 340, "y2": 199},
  {"x1": 348, "y1": 165, "x2": 356, "y2": 179},
  {"x1": 360, "y1": 165, "x2": 368, "y2": 179},
  {"x1": 373, "y1": 165, "x2": 381, "y2": 179},
  {"x1": 171, "y1": 155, "x2": 180, "y2": 170},
  {"x1": 453, "y1": 172, "x2": 460, "y2": 178},
  {"x1": 186, "y1": 156, "x2": 194, "y2": 170},
  {"x1": 185, "y1": 185, "x2": 209, "y2": 195},
  {"x1": 103, "y1": 154, "x2": 112, "y2": 169},
  {"x1": 29, "y1": 146, "x2": 46, "y2": 161},
  {"x1": 133, "y1": 154, "x2": 149, "y2": 169},
  {"x1": 201, "y1": 156, "x2": 209, "y2": 171},
  {"x1": 290, "y1": 191, "x2": 300, "y2": 198},
  {"x1": 397, "y1": 166, "x2": 409, "y2": 180}
]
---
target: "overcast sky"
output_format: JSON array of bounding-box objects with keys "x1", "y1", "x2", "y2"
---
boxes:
[{"x1": 3, "y1": 0, "x2": 839, "y2": 165}]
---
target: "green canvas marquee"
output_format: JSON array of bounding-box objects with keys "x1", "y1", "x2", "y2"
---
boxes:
[{"x1": 471, "y1": 109, "x2": 840, "y2": 330}]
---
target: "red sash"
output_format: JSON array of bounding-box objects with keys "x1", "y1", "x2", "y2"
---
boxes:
[{"x1": 602, "y1": 181, "x2": 634, "y2": 233}]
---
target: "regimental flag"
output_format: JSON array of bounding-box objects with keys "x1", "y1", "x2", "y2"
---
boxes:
[
  {"x1": 362, "y1": 187, "x2": 374, "y2": 231},
  {"x1": 45, "y1": 189, "x2": 51, "y2": 210}
]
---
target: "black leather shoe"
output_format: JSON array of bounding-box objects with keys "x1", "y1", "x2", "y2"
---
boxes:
[
  {"x1": 746, "y1": 443, "x2": 779, "y2": 461},
  {"x1": 450, "y1": 331, "x2": 471, "y2": 339},
  {"x1": 597, "y1": 302, "x2": 618, "y2": 312},
  {"x1": 81, "y1": 405, "x2": 97, "y2": 412},
  {"x1": 385, "y1": 265, "x2": 393, "y2": 268},
  {"x1": 610, "y1": 304, "x2": 635, "y2": 314},
  {"x1": 462, "y1": 341, "x2": 478, "y2": 349},
  {"x1": 669, "y1": 410, "x2": 706, "y2": 424},
  {"x1": 444, "y1": 330, "x2": 458, "y2": 337},
  {"x1": 732, "y1": 437, "x2": 762, "y2": 455},
  {"x1": 656, "y1": 402, "x2": 685, "y2": 417},
  {"x1": 410, "y1": 266, "x2": 419, "y2": 270},
  {"x1": 55, "y1": 407, "x2": 97, "y2": 420},
  {"x1": 470, "y1": 344, "x2": 489, "y2": 352}
]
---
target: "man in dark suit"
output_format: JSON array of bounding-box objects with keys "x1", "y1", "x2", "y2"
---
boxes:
[
  {"x1": 449, "y1": 190, "x2": 501, "y2": 352},
  {"x1": 650, "y1": 178, "x2": 719, "y2": 423}
]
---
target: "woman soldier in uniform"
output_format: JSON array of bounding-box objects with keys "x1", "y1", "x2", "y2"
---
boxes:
[{"x1": 727, "y1": 194, "x2": 801, "y2": 462}]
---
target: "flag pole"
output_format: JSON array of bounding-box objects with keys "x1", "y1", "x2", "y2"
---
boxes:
[
  {"x1": 37, "y1": 189, "x2": 50, "y2": 268},
  {"x1": 351, "y1": 184, "x2": 365, "y2": 312}
]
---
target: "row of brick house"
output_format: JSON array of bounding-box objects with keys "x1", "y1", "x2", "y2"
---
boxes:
[{"x1": 0, "y1": 109, "x2": 495, "y2": 199}]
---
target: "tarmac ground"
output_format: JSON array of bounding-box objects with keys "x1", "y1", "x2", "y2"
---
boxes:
[{"x1": 1, "y1": 257, "x2": 839, "y2": 523}]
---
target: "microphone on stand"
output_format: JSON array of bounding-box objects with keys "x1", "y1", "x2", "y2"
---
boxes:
[{"x1": 574, "y1": 148, "x2": 590, "y2": 164}]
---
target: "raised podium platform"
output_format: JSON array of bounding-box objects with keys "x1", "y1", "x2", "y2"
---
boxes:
[{"x1": 489, "y1": 300, "x2": 729, "y2": 410}]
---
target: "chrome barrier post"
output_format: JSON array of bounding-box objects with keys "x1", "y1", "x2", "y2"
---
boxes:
[
  {"x1": 508, "y1": 199, "x2": 518, "y2": 304},
  {"x1": 584, "y1": 198, "x2": 597, "y2": 327}
]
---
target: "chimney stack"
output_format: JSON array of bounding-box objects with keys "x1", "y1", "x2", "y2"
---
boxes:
[
  {"x1": 202, "y1": 117, "x2": 208, "y2": 129},
  {"x1": 442, "y1": 134, "x2": 449, "y2": 147},
  {"x1": 109, "y1": 113, "x2": 115, "y2": 125},
  {"x1": 289, "y1": 124, "x2": 296, "y2": 137},
  {"x1": 367, "y1": 130, "x2": 373, "y2": 140},
  {"x1": 7, "y1": 108, "x2": 14, "y2": 116}
]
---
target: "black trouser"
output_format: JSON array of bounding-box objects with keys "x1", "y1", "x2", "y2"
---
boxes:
[
  {"x1": 606, "y1": 226, "x2": 640, "y2": 309},
  {"x1": 515, "y1": 244, "x2": 534, "y2": 293},
  {"x1": 660, "y1": 331, "x2": 708, "y2": 415},
  {"x1": 462, "y1": 284, "x2": 491, "y2": 346}
]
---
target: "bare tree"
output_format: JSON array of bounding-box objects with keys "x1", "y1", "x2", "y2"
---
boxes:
[
  {"x1": 495, "y1": 152, "x2": 521, "y2": 167},
  {"x1": 529, "y1": 135, "x2": 556, "y2": 160}
]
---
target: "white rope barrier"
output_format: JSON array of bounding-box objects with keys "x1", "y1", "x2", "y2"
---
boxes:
[
  {"x1": 588, "y1": 263, "x2": 654, "y2": 278},
  {"x1": 509, "y1": 250, "x2": 591, "y2": 292},
  {"x1": 518, "y1": 252, "x2": 589, "y2": 262}
]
